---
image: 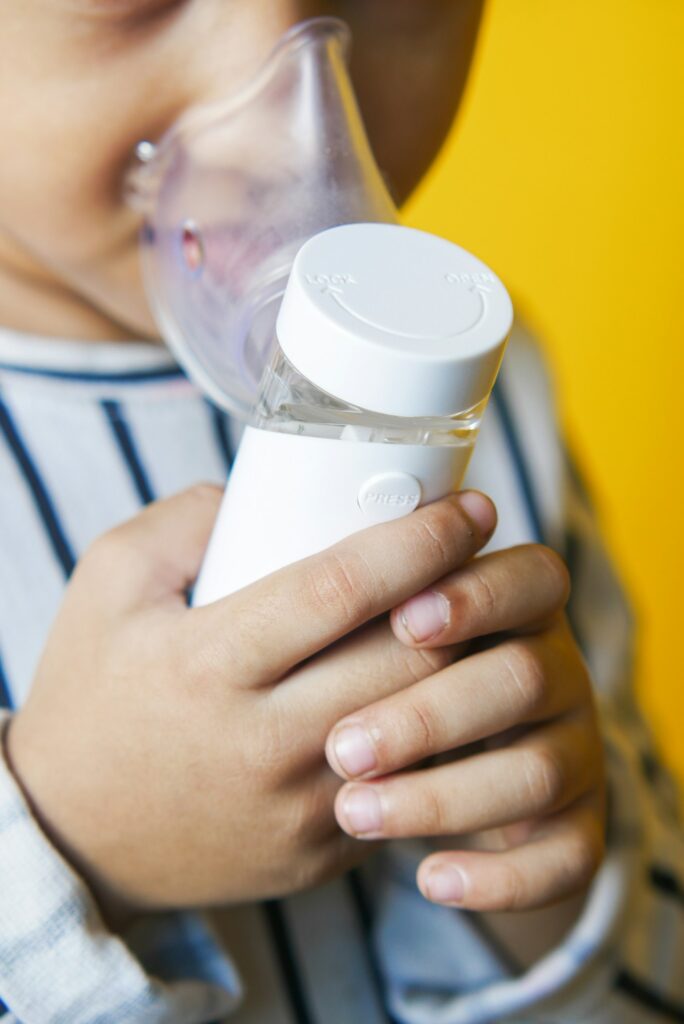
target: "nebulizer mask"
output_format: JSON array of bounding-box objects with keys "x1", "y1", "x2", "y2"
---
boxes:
[{"x1": 126, "y1": 17, "x2": 513, "y2": 603}]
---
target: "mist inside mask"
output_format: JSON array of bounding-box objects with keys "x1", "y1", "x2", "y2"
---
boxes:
[{"x1": 125, "y1": 17, "x2": 399, "y2": 419}]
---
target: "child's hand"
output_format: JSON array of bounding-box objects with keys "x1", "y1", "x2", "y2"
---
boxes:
[
  {"x1": 326, "y1": 535, "x2": 606, "y2": 912},
  {"x1": 5, "y1": 484, "x2": 495, "y2": 917}
]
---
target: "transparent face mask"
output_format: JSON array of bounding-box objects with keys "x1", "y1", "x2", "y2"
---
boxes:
[{"x1": 125, "y1": 17, "x2": 399, "y2": 419}]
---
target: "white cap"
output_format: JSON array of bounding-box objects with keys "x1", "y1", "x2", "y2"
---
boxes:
[{"x1": 275, "y1": 223, "x2": 513, "y2": 417}]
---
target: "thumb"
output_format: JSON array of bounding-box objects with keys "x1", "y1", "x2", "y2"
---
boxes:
[{"x1": 79, "y1": 483, "x2": 222, "y2": 608}]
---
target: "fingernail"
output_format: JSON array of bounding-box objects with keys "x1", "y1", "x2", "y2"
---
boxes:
[
  {"x1": 397, "y1": 590, "x2": 450, "y2": 642},
  {"x1": 333, "y1": 724, "x2": 377, "y2": 778},
  {"x1": 342, "y1": 786, "x2": 383, "y2": 835},
  {"x1": 458, "y1": 491, "x2": 497, "y2": 537},
  {"x1": 426, "y1": 864, "x2": 467, "y2": 903}
]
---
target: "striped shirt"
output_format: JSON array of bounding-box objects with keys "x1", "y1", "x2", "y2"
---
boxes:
[{"x1": 0, "y1": 323, "x2": 682, "y2": 1023}]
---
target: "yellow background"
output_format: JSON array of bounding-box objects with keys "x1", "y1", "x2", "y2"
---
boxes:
[{"x1": 405, "y1": 1, "x2": 684, "y2": 786}]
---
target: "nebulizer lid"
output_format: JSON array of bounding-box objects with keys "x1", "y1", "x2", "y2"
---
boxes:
[
  {"x1": 277, "y1": 223, "x2": 512, "y2": 417},
  {"x1": 125, "y1": 17, "x2": 399, "y2": 418}
]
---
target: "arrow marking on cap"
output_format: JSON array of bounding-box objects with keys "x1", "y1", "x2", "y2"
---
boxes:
[{"x1": 321, "y1": 284, "x2": 488, "y2": 340}]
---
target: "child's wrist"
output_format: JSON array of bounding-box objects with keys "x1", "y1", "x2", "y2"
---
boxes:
[{"x1": 2, "y1": 713, "x2": 139, "y2": 932}]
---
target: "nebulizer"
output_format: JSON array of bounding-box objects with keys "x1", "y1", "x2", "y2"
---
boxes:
[{"x1": 126, "y1": 17, "x2": 513, "y2": 603}]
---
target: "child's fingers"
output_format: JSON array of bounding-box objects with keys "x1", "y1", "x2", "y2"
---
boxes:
[
  {"x1": 416, "y1": 791, "x2": 605, "y2": 912},
  {"x1": 332, "y1": 712, "x2": 600, "y2": 840},
  {"x1": 279, "y1": 616, "x2": 463, "y2": 743},
  {"x1": 325, "y1": 623, "x2": 588, "y2": 782},
  {"x1": 192, "y1": 491, "x2": 496, "y2": 687},
  {"x1": 390, "y1": 543, "x2": 570, "y2": 648}
]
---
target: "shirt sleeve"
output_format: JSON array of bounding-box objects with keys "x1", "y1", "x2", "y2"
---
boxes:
[
  {"x1": 0, "y1": 711, "x2": 242, "y2": 1024},
  {"x1": 365, "y1": 330, "x2": 684, "y2": 1023}
]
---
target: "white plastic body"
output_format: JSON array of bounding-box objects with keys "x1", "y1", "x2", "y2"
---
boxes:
[{"x1": 192, "y1": 425, "x2": 472, "y2": 604}]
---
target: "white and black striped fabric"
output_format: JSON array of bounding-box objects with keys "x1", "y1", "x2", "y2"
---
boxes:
[{"x1": 0, "y1": 324, "x2": 682, "y2": 1023}]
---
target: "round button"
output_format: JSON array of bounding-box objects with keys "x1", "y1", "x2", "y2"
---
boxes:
[{"x1": 358, "y1": 472, "x2": 422, "y2": 522}]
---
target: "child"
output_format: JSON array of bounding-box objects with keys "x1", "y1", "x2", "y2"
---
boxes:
[{"x1": 0, "y1": 2, "x2": 681, "y2": 1022}]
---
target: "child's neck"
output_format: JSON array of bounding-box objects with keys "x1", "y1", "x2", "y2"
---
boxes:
[{"x1": 0, "y1": 228, "x2": 154, "y2": 344}]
